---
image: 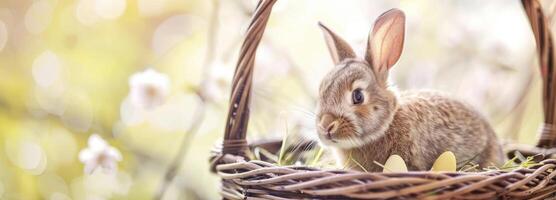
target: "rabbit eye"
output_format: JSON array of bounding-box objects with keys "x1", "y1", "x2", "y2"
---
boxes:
[{"x1": 352, "y1": 89, "x2": 364, "y2": 105}]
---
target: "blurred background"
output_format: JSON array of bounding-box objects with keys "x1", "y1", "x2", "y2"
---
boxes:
[{"x1": 0, "y1": 0, "x2": 553, "y2": 199}]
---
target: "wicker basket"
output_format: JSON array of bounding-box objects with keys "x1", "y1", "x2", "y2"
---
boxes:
[{"x1": 210, "y1": 0, "x2": 556, "y2": 199}]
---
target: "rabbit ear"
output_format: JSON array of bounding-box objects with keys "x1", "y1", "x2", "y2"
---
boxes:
[
  {"x1": 365, "y1": 9, "x2": 405, "y2": 78},
  {"x1": 319, "y1": 22, "x2": 356, "y2": 65}
]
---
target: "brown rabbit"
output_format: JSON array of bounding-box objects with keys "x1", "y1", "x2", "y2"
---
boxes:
[{"x1": 315, "y1": 9, "x2": 504, "y2": 172}]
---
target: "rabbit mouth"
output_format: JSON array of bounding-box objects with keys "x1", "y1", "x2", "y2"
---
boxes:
[
  {"x1": 318, "y1": 123, "x2": 365, "y2": 148},
  {"x1": 323, "y1": 132, "x2": 338, "y2": 143}
]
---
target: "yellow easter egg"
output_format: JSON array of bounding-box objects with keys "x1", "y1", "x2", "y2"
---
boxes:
[
  {"x1": 431, "y1": 151, "x2": 457, "y2": 172},
  {"x1": 383, "y1": 154, "x2": 408, "y2": 172}
]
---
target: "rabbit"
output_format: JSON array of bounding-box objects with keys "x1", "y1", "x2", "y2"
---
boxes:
[{"x1": 315, "y1": 9, "x2": 504, "y2": 172}]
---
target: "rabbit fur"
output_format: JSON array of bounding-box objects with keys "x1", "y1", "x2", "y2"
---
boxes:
[{"x1": 316, "y1": 9, "x2": 504, "y2": 172}]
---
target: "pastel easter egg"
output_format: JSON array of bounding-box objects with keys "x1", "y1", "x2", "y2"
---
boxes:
[
  {"x1": 383, "y1": 154, "x2": 408, "y2": 173},
  {"x1": 431, "y1": 151, "x2": 457, "y2": 172}
]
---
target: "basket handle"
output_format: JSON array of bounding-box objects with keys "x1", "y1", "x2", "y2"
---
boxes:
[
  {"x1": 221, "y1": 0, "x2": 277, "y2": 156},
  {"x1": 522, "y1": 0, "x2": 556, "y2": 148}
]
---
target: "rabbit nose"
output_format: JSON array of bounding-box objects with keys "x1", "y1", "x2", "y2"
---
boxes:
[
  {"x1": 319, "y1": 114, "x2": 339, "y2": 137},
  {"x1": 326, "y1": 122, "x2": 339, "y2": 134}
]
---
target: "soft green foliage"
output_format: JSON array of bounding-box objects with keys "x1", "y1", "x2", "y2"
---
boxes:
[{"x1": 497, "y1": 151, "x2": 543, "y2": 171}]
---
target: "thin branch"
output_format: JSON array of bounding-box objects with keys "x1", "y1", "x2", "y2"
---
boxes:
[
  {"x1": 154, "y1": 0, "x2": 220, "y2": 199},
  {"x1": 154, "y1": 102, "x2": 206, "y2": 200},
  {"x1": 496, "y1": 56, "x2": 536, "y2": 140}
]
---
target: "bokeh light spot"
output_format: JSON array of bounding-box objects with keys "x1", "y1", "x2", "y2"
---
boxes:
[
  {"x1": 34, "y1": 85, "x2": 66, "y2": 116},
  {"x1": 152, "y1": 15, "x2": 193, "y2": 55},
  {"x1": 32, "y1": 50, "x2": 61, "y2": 88},
  {"x1": 6, "y1": 139, "x2": 47, "y2": 174},
  {"x1": 24, "y1": 0, "x2": 53, "y2": 34},
  {"x1": 138, "y1": 0, "x2": 168, "y2": 17},
  {"x1": 76, "y1": 0, "x2": 101, "y2": 25},
  {"x1": 94, "y1": 0, "x2": 126, "y2": 20},
  {"x1": 18, "y1": 142, "x2": 42, "y2": 169},
  {"x1": 0, "y1": 20, "x2": 7, "y2": 51}
]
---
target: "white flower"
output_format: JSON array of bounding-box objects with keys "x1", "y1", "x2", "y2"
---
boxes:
[
  {"x1": 79, "y1": 134, "x2": 122, "y2": 174},
  {"x1": 129, "y1": 68, "x2": 171, "y2": 109}
]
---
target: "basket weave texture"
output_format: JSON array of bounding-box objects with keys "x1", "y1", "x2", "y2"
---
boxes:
[{"x1": 210, "y1": 0, "x2": 556, "y2": 199}]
